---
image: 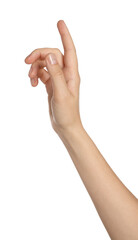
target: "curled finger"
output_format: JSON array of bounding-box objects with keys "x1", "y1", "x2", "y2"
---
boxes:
[{"x1": 37, "y1": 68, "x2": 50, "y2": 85}]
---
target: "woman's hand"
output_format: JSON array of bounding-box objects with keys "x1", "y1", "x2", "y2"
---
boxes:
[{"x1": 24, "y1": 20, "x2": 82, "y2": 135}]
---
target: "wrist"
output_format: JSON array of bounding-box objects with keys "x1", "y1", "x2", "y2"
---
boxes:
[{"x1": 56, "y1": 121, "x2": 86, "y2": 144}]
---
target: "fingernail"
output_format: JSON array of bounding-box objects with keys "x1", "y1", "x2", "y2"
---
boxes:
[{"x1": 47, "y1": 53, "x2": 57, "y2": 65}]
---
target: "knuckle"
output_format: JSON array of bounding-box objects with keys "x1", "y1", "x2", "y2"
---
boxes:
[
  {"x1": 32, "y1": 48, "x2": 38, "y2": 53},
  {"x1": 54, "y1": 48, "x2": 61, "y2": 54},
  {"x1": 68, "y1": 46, "x2": 76, "y2": 53},
  {"x1": 32, "y1": 48, "x2": 42, "y2": 54},
  {"x1": 54, "y1": 69, "x2": 63, "y2": 78}
]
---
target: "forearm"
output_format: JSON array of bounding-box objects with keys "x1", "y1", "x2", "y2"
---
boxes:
[{"x1": 58, "y1": 124, "x2": 138, "y2": 240}]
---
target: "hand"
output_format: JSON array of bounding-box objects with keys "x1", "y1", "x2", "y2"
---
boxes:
[{"x1": 24, "y1": 20, "x2": 82, "y2": 134}]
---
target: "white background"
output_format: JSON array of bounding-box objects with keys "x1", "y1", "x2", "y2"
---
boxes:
[{"x1": 0, "y1": 0, "x2": 138, "y2": 239}]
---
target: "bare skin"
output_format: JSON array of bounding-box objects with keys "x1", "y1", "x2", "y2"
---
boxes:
[{"x1": 24, "y1": 20, "x2": 138, "y2": 240}]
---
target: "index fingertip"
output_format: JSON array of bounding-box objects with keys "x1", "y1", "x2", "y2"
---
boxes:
[{"x1": 57, "y1": 19, "x2": 65, "y2": 28}]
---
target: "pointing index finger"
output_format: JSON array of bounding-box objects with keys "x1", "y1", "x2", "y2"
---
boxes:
[
  {"x1": 57, "y1": 20, "x2": 76, "y2": 52},
  {"x1": 57, "y1": 20, "x2": 78, "y2": 69}
]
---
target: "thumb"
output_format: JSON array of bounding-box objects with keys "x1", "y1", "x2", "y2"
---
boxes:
[{"x1": 45, "y1": 53, "x2": 68, "y2": 96}]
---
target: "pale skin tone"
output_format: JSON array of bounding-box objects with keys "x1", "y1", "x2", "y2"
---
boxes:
[{"x1": 24, "y1": 20, "x2": 138, "y2": 239}]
